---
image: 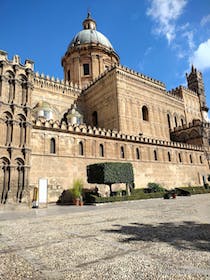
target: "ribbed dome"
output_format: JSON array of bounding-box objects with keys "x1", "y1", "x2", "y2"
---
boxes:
[
  {"x1": 67, "y1": 13, "x2": 114, "y2": 51},
  {"x1": 68, "y1": 29, "x2": 114, "y2": 50}
]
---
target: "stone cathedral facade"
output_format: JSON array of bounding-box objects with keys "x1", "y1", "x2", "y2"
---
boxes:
[{"x1": 0, "y1": 13, "x2": 210, "y2": 205}]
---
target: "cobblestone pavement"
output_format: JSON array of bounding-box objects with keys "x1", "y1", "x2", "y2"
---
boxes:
[{"x1": 0, "y1": 194, "x2": 210, "y2": 280}]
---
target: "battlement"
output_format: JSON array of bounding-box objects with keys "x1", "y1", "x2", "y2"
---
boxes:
[
  {"x1": 171, "y1": 119, "x2": 202, "y2": 133},
  {"x1": 167, "y1": 86, "x2": 183, "y2": 100},
  {"x1": 34, "y1": 72, "x2": 82, "y2": 96},
  {"x1": 116, "y1": 64, "x2": 166, "y2": 88},
  {"x1": 32, "y1": 117, "x2": 203, "y2": 151},
  {"x1": 82, "y1": 63, "x2": 166, "y2": 92},
  {"x1": 0, "y1": 50, "x2": 34, "y2": 70}
]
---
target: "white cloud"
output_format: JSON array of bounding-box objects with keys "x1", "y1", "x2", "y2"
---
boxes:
[
  {"x1": 146, "y1": 0, "x2": 187, "y2": 44},
  {"x1": 201, "y1": 14, "x2": 210, "y2": 26},
  {"x1": 182, "y1": 30, "x2": 195, "y2": 50},
  {"x1": 191, "y1": 39, "x2": 210, "y2": 71}
]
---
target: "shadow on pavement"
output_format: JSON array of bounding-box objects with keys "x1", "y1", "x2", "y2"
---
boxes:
[{"x1": 103, "y1": 221, "x2": 210, "y2": 252}]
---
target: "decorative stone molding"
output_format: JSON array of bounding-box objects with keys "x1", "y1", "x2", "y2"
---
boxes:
[{"x1": 32, "y1": 118, "x2": 203, "y2": 151}]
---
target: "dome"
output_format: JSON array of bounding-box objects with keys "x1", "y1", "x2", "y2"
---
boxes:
[
  {"x1": 67, "y1": 12, "x2": 114, "y2": 51},
  {"x1": 33, "y1": 101, "x2": 58, "y2": 120},
  {"x1": 68, "y1": 29, "x2": 114, "y2": 50},
  {"x1": 65, "y1": 104, "x2": 83, "y2": 125}
]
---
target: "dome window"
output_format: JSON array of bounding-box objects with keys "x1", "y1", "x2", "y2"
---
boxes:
[
  {"x1": 92, "y1": 111, "x2": 98, "y2": 127},
  {"x1": 67, "y1": 70, "x2": 71, "y2": 81},
  {"x1": 83, "y1": 64, "x2": 90, "y2": 76}
]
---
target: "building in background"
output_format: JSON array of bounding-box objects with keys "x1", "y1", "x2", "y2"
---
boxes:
[{"x1": 0, "y1": 13, "x2": 209, "y2": 205}]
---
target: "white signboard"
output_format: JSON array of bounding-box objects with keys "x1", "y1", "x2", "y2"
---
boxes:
[{"x1": 38, "y1": 178, "x2": 48, "y2": 204}]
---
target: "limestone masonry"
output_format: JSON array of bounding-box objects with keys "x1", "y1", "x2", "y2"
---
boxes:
[{"x1": 0, "y1": 13, "x2": 210, "y2": 205}]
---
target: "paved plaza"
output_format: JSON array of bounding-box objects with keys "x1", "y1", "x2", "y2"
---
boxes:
[{"x1": 0, "y1": 194, "x2": 210, "y2": 280}]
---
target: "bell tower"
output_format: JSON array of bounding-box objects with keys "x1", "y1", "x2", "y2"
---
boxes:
[{"x1": 186, "y1": 65, "x2": 209, "y2": 121}]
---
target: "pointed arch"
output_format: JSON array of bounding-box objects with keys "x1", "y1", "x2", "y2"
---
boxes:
[
  {"x1": 167, "y1": 113, "x2": 171, "y2": 129},
  {"x1": 142, "y1": 106, "x2": 149, "y2": 121},
  {"x1": 168, "y1": 151, "x2": 171, "y2": 162},
  {"x1": 18, "y1": 114, "x2": 26, "y2": 147},
  {"x1": 4, "y1": 112, "x2": 13, "y2": 146},
  {"x1": 99, "y1": 144, "x2": 104, "y2": 157},
  {"x1": 174, "y1": 115, "x2": 178, "y2": 127},
  {"x1": 178, "y1": 153, "x2": 182, "y2": 163},
  {"x1": 19, "y1": 74, "x2": 28, "y2": 105},
  {"x1": 79, "y1": 141, "x2": 84, "y2": 156},
  {"x1": 189, "y1": 154, "x2": 193, "y2": 164},
  {"x1": 0, "y1": 157, "x2": 10, "y2": 204},
  {"x1": 5, "y1": 71, "x2": 15, "y2": 102},
  {"x1": 15, "y1": 158, "x2": 25, "y2": 203},
  {"x1": 154, "y1": 150, "x2": 158, "y2": 161},
  {"x1": 136, "y1": 148, "x2": 140, "y2": 160},
  {"x1": 120, "y1": 146, "x2": 125, "y2": 158},
  {"x1": 50, "y1": 138, "x2": 56, "y2": 154}
]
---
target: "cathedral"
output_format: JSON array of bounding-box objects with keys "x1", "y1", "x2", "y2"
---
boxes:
[{"x1": 0, "y1": 13, "x2": 210, "y2": 205}]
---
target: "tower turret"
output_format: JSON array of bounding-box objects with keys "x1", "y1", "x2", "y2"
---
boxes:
[{"x1": 186, "y1": 65, "x2": 209, "y2": 121}]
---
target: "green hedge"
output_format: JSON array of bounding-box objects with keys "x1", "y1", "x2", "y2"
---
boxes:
[
  {"x1": 180, "y1": 186, "x2": 210, "y2": 195},
  {"x1": 88, "y1": 192, "x2": 164, "y2": 204},
  {"x1": 87, "y1": 162, "x2": 134, "y2": 184},
  {"x1": 86, "y1": 186, "x2": 210, "y2": 204}
]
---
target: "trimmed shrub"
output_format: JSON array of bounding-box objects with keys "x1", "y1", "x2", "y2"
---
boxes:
[
  {"x1": 147, "y1": 182, "x2": 165, "y2": 193},
  {"x1": 87, "y1": 162, "x2": 134, "y2": 185}
]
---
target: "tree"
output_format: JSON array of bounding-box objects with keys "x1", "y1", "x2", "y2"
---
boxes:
[{"x1": 87, "y1": 162, "x2": 134, "y2": 196}]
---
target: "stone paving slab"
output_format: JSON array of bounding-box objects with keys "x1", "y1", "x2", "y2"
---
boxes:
[{"x1": 0, "y1": 194, "x2": 210, "y2": 279}]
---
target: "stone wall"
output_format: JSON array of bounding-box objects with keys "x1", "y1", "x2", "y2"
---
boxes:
[{"x1": 30, "y1": 121, "x2": 208, "y2": 202}]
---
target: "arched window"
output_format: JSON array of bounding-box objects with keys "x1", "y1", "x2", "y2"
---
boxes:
[
  {"x1": 50, "y1": 138, "x2": 56, "y2": 154},
  {"x1": 83, "y1": 64, "x2": 90, "y2": 75},
  {"x1": 5, "y1": 112, "x2": 13, "y2": 146},
  {"x1": 16, "y1": 159, "x2": 25, "y2": 203},
  {"x1": 0, "y1": 157, "x2": 10, "y2": 204},
  {"x1": 174, "y1": 116, "x2": 178, "y2": 127},
  {"x1": 120, "y1": 146, "x2": 125, "y2": 158},
  {"x1": 67, "y1": 70, "x2": 71, "y2": 81},
  {"x1": 136, "y1": 148, "x2": 140, "y2": 160},
  {"x1": 79, "y1": 141, "x2": 84, "y2": 156},
  {"x1": 200, "y1": 155, "x2": 203, "y2": 164},
  {"x1": 167, "y1": 114, "x2": 171, "y2": 129},
  {"x1": 142, "y1": 106, "x2": 149, "y2": 121},
  {"x1": 92, "y1": 111, "x2": 98, "y2": 127},
  {"x1": 178, "y1": 153, "x2": 182, "y2": 163},
  {"x1": 19, "y1": 75, "x2": 27, "y2": 105},
  {"x1": 19, "y1": 115, "x2": 26, "y2": 147},
  {"x1": 154, "y1": 150, "x2": 158, "y2": 161},
  {"x1": 181, "y1": 118, "x2": 184, "y2": 126},
  {"x1": 168, "y1": 151, "x2": 171, "y2": 162},
  {"x1": 189, "y1": 154, "x2": 193, "y2": 164},
  {"x1": 5, "y1": 71, "x2": 15, "y2": 103},
  {"x1": 99, "y1": 144, "x2": 104, "y2": 157}
]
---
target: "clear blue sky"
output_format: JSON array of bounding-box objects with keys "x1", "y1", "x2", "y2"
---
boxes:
[{"x1": 1, "y1": 0, "x2": 210, "y2": 109}]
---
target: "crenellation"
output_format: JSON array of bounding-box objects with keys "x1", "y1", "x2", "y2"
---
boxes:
[{"x1": 31, "y1": 118, "x2": 204, "y2": 152}]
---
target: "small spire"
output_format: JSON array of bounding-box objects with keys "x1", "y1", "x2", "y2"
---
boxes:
[{"x1": 87, "y1": 9, "x2": 91, "y2": 19}]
